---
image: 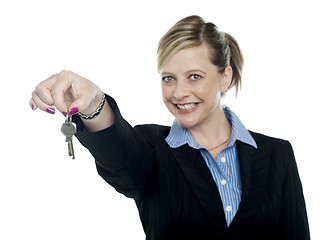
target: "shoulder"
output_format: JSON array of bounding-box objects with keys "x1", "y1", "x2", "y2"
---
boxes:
[
  {"x1": 249, "y1": 130, "x2": 295, "y2": 163},
  {"x1": 249, "y1": 130, "x2": 292, "y2": 150},
  {"x1": 248, "y1": 130, "x2": 295, "y2": 169}
]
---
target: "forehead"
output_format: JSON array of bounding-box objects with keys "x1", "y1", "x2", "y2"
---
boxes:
[{"x1": 161, "y1": 44, "x2": 215, "y2": 74}]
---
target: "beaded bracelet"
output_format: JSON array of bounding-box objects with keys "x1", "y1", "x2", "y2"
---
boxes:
[{"x1": 78, "y1": 92, "x2": 106, "y2": 120}]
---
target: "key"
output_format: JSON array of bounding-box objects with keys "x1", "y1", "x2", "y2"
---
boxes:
[
  {"x1": 61, "y1": 111, "x2": 77, "y2": 159},
  {"x1": 61, "y1": 114, "x2": 76, "y2": 159}
]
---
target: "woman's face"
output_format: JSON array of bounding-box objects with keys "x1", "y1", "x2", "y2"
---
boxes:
[{"x1": 160, "y1": 44, "x2": 232, "y2": 130}]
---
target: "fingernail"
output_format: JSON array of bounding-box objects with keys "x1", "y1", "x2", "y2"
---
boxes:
[
  {"x1": 30, "y1": 104, "x2": 34, "y2": 110},
  {"x1": 46, "y1": 107, "x2": 55, "y2": 114},
  {"x1": 69, "y1": 107, "x2": 79, "y2": 115},
  {"x1": 62, "y1": 111, "x2": 67, "y2": 117}
]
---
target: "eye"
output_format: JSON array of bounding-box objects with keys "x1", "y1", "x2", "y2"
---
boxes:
[
  {"x1": 189, "y1": 74, "x2": 202, "y2": 81},
  {"x1": 162, "y1": 76, "x2": 175, "y2": 83}
]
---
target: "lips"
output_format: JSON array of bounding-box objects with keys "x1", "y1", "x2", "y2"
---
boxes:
[
  {"x1": 174, "y1": 102, "x2": 199, "y2": 113},
  {"x1": 176, "y1": 103, "x2": 197, "y2": 110}
]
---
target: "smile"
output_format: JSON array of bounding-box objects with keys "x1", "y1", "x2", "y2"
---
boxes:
[{"x1": 176, "y1": 103, "x2": 198, "y2": 110}]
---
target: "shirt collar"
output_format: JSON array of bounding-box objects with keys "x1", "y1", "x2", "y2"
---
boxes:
[{"x1": 165, "y1": 106, "x2": 257, "y2": 150}]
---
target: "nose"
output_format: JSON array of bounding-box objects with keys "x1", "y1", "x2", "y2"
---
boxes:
[{"x1": 173, "y1": 79, "x2": 189, "y2": 101}]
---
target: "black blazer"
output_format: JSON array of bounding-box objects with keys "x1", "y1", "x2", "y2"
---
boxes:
[{"x1": 75, "y1": 96, "x2": 310, "y2": 240}]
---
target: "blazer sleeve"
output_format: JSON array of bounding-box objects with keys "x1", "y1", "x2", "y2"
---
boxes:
[
  {"x1": 74, "y1": 95, "x2": 155, "y2": 200},
  {"x1": 279, "y1": 141, "x2": 310, "y2": 239}
]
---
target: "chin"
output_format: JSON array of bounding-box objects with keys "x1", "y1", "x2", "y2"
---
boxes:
[{"x1": 176, "y1": 117, "x2": 199, "y2": 130}]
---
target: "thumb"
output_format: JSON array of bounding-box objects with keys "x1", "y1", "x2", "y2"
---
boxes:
[
  {"x1": 69, "y1": 89, "x2": 103, "y2": 116},
  {"x1": 68, "y1": 98, "x2": 89, "y2": 115},
  {"x1": 51, "y1": 72, "x2": 75, "y2": 113}
]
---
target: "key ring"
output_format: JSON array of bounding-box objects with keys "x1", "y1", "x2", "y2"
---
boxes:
[
  {"x1": 65, "y1": 110, "x2": 73, "y2": 123},
  {"x1": 65, "y1": 110, "x2": 69, "y2": 122}
]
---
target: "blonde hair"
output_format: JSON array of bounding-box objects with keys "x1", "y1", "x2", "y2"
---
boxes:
[{"x1": 157, "y1": 15, "x2": 244, "y2": 96}]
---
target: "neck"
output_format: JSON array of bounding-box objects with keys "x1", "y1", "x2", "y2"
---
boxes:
[{"x1": 188, "y1": 106, "x2": 231, "y2": 150}]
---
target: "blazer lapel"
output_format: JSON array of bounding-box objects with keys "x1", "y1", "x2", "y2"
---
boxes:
[
  {"x1": 229, "y1": 136, "x2": 272, "y2": 231},
  {"x1": 170, "y1": 144, "x2": 229, "y2": 234}
]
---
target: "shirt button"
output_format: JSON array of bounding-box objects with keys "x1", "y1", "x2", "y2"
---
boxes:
[
  {"x1": 221, "y1": 179, "x2": 227, "y2": 185},
  {"x1": 226, "y1": 206, "x2": 232, "y2": 212},
  {"x1": 220, "y1": 157, "x2": 226, "y2": 163}
]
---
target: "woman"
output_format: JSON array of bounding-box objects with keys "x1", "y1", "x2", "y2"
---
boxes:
[{"x1": 29, "y1": 15, "x2": 310, "y2": 239}]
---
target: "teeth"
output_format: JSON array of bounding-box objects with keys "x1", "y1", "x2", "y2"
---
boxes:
[{"x1": 177, "y1": 103, "x2": 197, "y2": 110}]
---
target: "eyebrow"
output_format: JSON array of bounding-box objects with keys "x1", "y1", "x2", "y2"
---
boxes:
[
  {"x1": 186, "y1": 69, "x2": 207, "y2": 75},
  {"x1": 161, "y1": 69, "x2": 207, "y2": 76},
  {"x1": 160, "y1": 71, "x2": 174, "y2": 76}
]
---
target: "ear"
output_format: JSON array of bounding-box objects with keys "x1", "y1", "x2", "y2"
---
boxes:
[{"x1": 220, "y1": 66, "x2": 233, "y2": 93}]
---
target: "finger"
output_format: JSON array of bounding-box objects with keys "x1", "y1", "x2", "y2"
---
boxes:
[
  {"x1": 51, "y1": 70, "x2": 75, "y2": 113},
  {"x1": 29, "y1": 98, "x2": 37, "y2": 110},
  {"x1": 31, "y1": 90, "x2": 55, "y2": 114},
  {"x1": 34, "y1": 74, "x2": 58, "y2": 106}
]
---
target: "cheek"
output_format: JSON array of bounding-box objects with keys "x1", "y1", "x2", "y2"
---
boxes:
[
  {"x1": 161, "y1": 85, "x2": 171, "y2": 102},
  {"x1": 196, "y1": 85, "x2": 217, "y2": 99},
  {"x1": 197, "y1": 86, "x2": 221, "y2": 105}
]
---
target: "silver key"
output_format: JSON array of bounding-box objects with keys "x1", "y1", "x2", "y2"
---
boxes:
[{"x1": 61, "y1": 111, "x2": 77, "y2": 159}]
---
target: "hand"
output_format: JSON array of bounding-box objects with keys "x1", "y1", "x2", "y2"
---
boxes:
[{"x1": 30, "y1": 70, "x2": 103, "y2": 116}]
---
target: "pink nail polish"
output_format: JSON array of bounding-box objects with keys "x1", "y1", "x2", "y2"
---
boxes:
[
  {"x1": 62, "y1": 111, "x2": 67, "y2": 117},
  {"x1": 69, "y1": 107, "x2": 79, "y2": 115},
  {"x1": 30, "y1": 104, "x2": 34, "y2": 110},
  {"x1": 46, "y1": 108, "x2": 55, "y2": 114}
]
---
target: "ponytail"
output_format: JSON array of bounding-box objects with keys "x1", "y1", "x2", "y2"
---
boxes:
[{"x1": 225, "y1": 33, "x2": 244, "y2": 96}]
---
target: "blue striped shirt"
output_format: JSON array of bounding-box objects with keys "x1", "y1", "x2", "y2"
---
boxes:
[{"x1": 165, "y1": 106, "x2": 257, "y2": 227}]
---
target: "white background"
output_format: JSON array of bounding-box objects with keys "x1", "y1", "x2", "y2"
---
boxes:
[{"x1": 1, "y1": 0, "x2": 327, "y2": 239}]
